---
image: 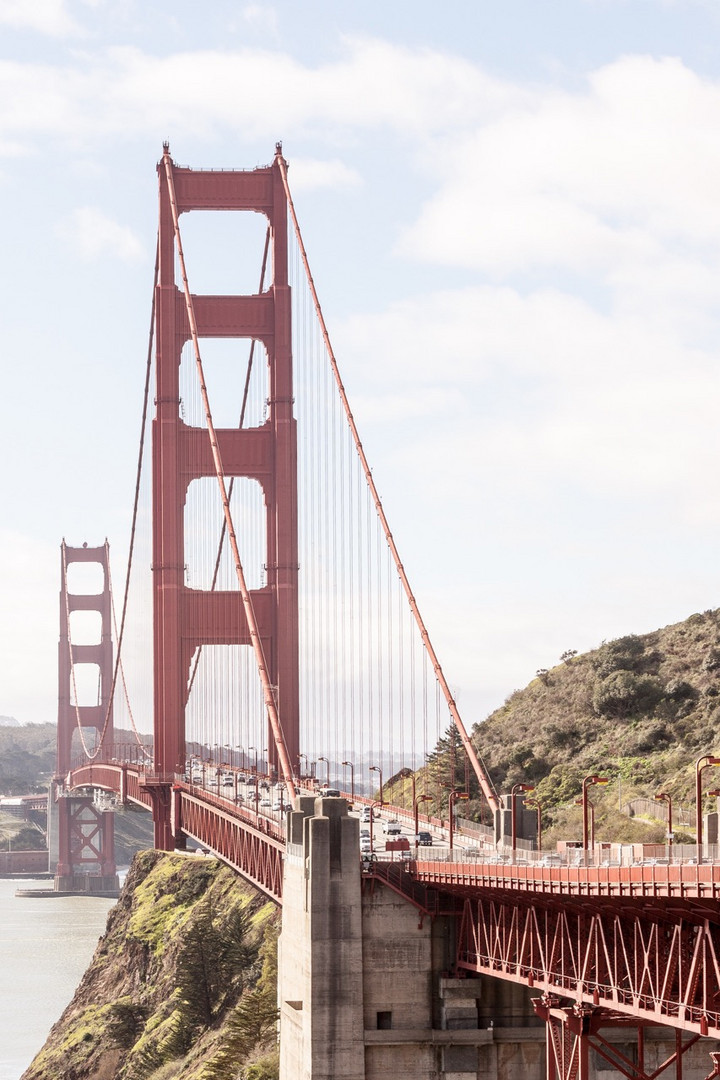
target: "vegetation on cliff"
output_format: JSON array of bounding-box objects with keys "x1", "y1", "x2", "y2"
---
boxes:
[
  {"x1": 401, "y1": 608, "x2": 720, "y2": 846},
  {"x1": 22, "y1": 851, "x2": 280, "y2": 1080}
]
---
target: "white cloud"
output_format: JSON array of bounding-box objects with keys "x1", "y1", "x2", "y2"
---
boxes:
[
  {"x1": 337, "y1": 281, "x2": 720, "y2": 530},
  {"x1": 0, "y1": 0, "x2": 82, "y2": 36},
  {"x1": 240, "y1": 5, "x2": 278, "y2": 35},
  {"x1": 399, "y1": 56, "x2": 720, "y2": 281},
  {"x1": 287, "y1": 157, "x2": 362, "y2": 192},
  {"x1": 55, "y1": 206, "x2": 144, "y2": 261},
  {"x1": 0, "y1": 37, "x2": 515, "y2": 147}
]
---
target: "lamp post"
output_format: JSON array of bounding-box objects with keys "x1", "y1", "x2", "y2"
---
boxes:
[
  {"x1": 695, "y1": 755, "x2": 720, "y2": 863},
  {"x1": 370, "y1": 765, "x2": 384, "y2": 806},
  {"x1": 298, "y1": 752, "x2": 308, "y2": 782},
  {"x1": 248, "y1": 747, "x2": 259, "y2": 814},
  {"x1": 575, "y1": 797, "x2": 598, "y2": 849},
  {"x1": 341, "y1": 760, "x2": 355, "y2": 800},
  {"x1": 369, "y1": 801, "x2": 382, "y2": 855},
  {"x1": 448, "y1": 790, "x2": 469, "y2": 851},
  {"x1": 318, "y1": 755, "x2": 330, "y2": 788},
  {"x1": 525, "y1": 796, "x2": 542, "y2": 852},
  {"x1": 654, "y1": 791, "x2": 673, "y2": 851},
  {"x1": 582, "y1": 775, "x2": 609, "y2": 857},
  {"x1": 510, "y1": 783, "x2": 534, "y2": 859},
  {"x1": 414, "y1": 794, "x2": 432, "y2": 849}
]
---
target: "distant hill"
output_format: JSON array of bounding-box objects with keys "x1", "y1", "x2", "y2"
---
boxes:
[
  {"x1": 0, "y1": 715, "x2": 20, "y2": 726},
  {"x1": 0, "y1": 723, "x2": 56, "y2": 794},
  {"x1": 468, "y1": 607, "x2": 720, "y2": 842}
]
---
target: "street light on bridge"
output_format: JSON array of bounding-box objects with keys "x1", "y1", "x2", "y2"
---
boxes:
[
  {"x1": 695, "y1": 755, "x2": 720, "y2": 864},
  {"x1": 448, "y1": 790, "x2": 469, "y2": 851},
  {"x1": 654, "y1": 791, "x2": 673, "y2": 850},
  {"x1": 511, "y1": 783, "x2": 534, "y2": 859},
  {"x1": 341, "y1": 760, "x2": 355, "y2": 800},
  {"x1": 248, "y1": 747, "x2": 260, "y2": 814},
  {"x1": 369, "y1": 765, "x2": 384, "y2": 806},
  {"x1": 582, "y1": 775, "x2": 609, "y2": 855},
  {"x1": 318, "y1": 756, "x2": 330, "y2": 788},
  {"x1": 414, "y1": 794, "x2": 432, "y2": 850}
]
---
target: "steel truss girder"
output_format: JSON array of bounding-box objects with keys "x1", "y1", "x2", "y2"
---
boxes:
[
  {"x1": 456, "y1": 894, "x2": 720, "y2": 1038},
  {"x1": 178, "y1": 790, "x2": 284, "y2": 902},
  {"x1": 534, "y1": 997, "x2": 701, "y2": 1080},
  {"x1": 67, "y1": 766, "x2": 284, "y2": 902}
]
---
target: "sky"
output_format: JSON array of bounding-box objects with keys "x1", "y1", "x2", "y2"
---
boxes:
[{"x1": 2, "y1": 0, "x2": 720, "y2": 736}]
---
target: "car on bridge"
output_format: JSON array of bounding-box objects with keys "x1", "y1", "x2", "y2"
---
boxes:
[
  {"x1": 416, "y1": 831, "x2": 433, "y2": 846},
  {"x1": 382, "y1": 820, "x2": 402, "y2": 837}
]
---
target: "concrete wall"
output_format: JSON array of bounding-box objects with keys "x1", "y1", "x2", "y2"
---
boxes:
[{"x1": 0, "y1": 850, "x2": 48, "y2": 874}]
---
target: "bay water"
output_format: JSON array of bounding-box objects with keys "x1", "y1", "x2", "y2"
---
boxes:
[{"x1": 0, "y1": 877, "x2": 116, "y2": 1080}]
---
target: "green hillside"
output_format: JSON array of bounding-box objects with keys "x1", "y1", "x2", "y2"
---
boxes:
[{"x1": 464, "y1": 608, "x2": 720, "y2": 845}]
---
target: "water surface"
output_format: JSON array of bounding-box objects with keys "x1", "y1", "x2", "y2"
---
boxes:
[{"x1": 0, "y1": 878, "x2": 115, "y2": 1080}]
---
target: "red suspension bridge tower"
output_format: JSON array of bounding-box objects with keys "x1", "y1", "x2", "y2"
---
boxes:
[
  {"x1": 151, "y1": 144, "x2": 299, "y2": 847},
  {"x1": 52, "y1": 541, "x2": 117, "y2": 892}
]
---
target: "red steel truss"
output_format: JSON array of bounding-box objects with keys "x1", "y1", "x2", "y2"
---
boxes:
[
  {"x1": 178, "y1": 789, "x2": 284, "y2": 902},
  {"x1": 534, "y1": 998, "x2": 701, "y2": 1080},
  {"x1": 152, "y1": 146, "x2": 299, "y2": 846},
  {"x1": 455, "y1": 890, "x2": 720, "y2": 1039},
  {"x1": 69, "y1": 763, "x2": 284, "y2": 901}
]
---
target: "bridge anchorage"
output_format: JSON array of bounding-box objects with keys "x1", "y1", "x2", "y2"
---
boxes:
[{"x1": 55, "y1": 146, "x2": 720, "y2": 1079}]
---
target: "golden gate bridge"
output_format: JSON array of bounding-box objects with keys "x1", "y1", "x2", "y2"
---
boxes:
[{"x1": 51, "y1": 145, "x2": 720, "y2": 1080}]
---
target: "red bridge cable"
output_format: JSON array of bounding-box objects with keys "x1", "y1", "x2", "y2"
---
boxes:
[
  {"x1": 106, "y1": 238, "x2": 160, "y2": 760},
  {"x1": 185, "y1": 226, "x2": 272, "y2": 705},
  {"x1": 277, "y1": 151, "x2": 500, "y2": 815},
  {"x1": 160, "y1": 148, "x2": 298, "y2": 803}
]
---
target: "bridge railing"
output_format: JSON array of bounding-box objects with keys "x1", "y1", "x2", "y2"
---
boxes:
[{"x1": 412, "y1": 842, "x2": 719, "y2": 867}]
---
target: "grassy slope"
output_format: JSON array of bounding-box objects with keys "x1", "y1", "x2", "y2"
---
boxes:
[
  {"x1": 22, "y1": 851, "x2": 280, "y2": 1080},
  {"x1": 468, "y1": 608, "x2": 720, "y2": 845}
]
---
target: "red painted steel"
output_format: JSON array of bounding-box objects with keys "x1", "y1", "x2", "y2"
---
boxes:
[
  {"x1": 69, "y1": 764, "x2": 284, "y2": 900},
  {"x1": 56, "y1": 543, "x2": 116, "y2": 879},
  {"x1": 453, "y1": 887, "x2": 720, "y2": 1039},
  {"x1": 178, "y1": 788, "x2": 284, "y2": 902},
  {"x1": 152, "y1": 146, "x2": 299, "y2": 846},
  {"x1": 534, "y1": 999, "x2": 701, "y2": 1080}
]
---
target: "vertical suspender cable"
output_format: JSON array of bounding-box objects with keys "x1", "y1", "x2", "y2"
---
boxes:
[{"x1": 278, "y1": 156, "x2": 499, "y2": 815}]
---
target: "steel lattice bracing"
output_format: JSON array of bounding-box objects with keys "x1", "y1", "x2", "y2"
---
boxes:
[{"x1": 455, "y1": 889, "x2": 720, "y2": 1040}]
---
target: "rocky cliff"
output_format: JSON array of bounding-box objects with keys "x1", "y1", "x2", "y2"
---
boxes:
[{"x1": 22, "y1": 851, "x2": 280, "y2": 1080}]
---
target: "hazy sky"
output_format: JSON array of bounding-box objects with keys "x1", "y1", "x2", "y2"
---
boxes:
[{"x1": 1, "y1": 0, "x2": 720, "y2": 734}]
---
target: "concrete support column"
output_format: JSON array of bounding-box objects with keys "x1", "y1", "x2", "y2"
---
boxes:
[{"x1": 279, "y1": 796, "x2": 366, "y2": 1080}]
